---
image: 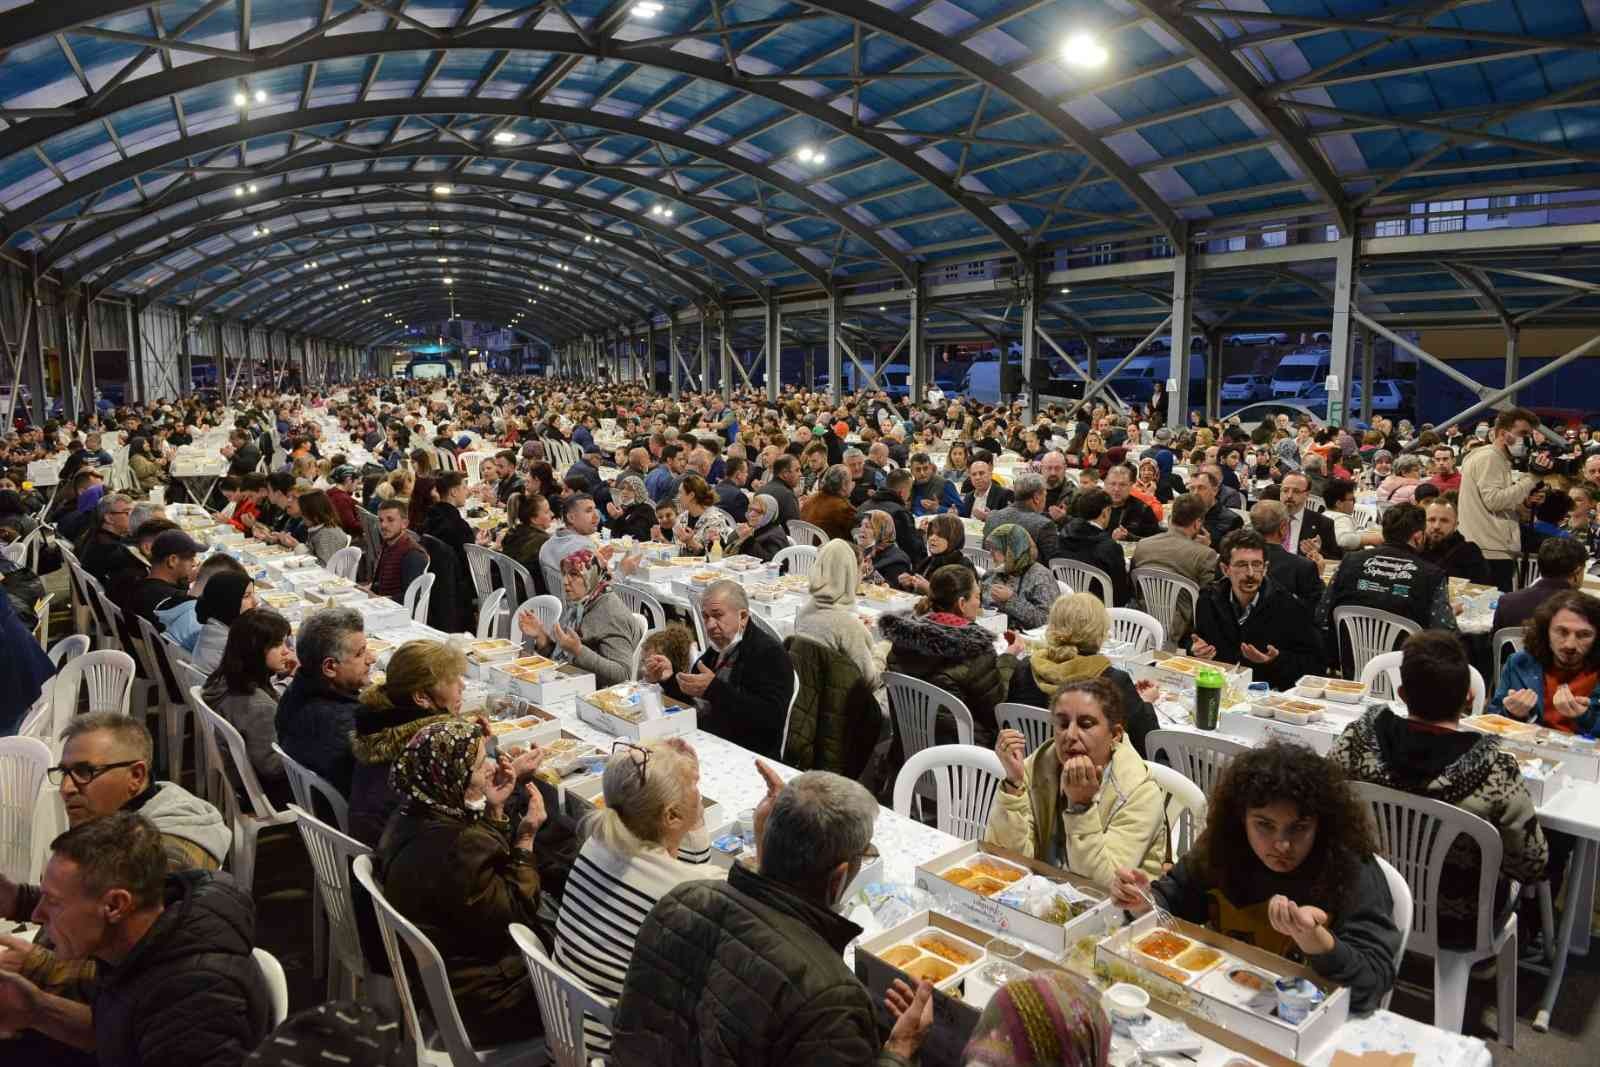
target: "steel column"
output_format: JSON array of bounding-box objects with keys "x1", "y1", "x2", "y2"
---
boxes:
[
  {"x1": 699, "y1": 314, "x2": 711, "y2": 394},
  {"x1": 765, "y1": 295, "x2": 781, "y2": 402},
  {"x1": 669, "y1": 319, "x2": 680, "y2": 399},
  {"x1": 1359, "y1": 327, "x2": 1373, "y2": 423},
  {"x1": 126, "y1": 302, "x2": 144, "y2": 403},
  {"x1": 907, "y1": 267, "x2": 925, "y2": 405},
  {"x1": 1435, "y1": 331, "x2": 1600, "y2": 433},
  {"x1": 1021, "y1": 269, "x2": 1039, "y2": 421},
  {"x1": 719, "y1": 311, "x2": 732, "y2": 401},
  {"x1": 1168, "y1": 251, "x2": 1194, "y2": 430},
  {"x1": 1505, "y1": 326, "x2": 1521, "y2": 405},
  {"x1": 1205, "y1": 329, "x2": 1223, "y2": 423},
  {"x1": 1326, "y1": 237, "x2": 1356, "y2": 427},
  {"x1": 56, "y1": 295, "x2": 76, "y2": 422},
  {"x1": 827, "y1": 294, "x2": 842, "y2": 404}
]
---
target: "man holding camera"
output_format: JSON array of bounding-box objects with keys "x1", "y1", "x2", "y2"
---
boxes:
[{"x1": 1458, "y1": 407, "x2": 1546, "y2": 592}]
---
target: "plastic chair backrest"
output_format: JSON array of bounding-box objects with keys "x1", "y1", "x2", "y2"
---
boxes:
[
  {"x1": 180, "y1": 667, "x2": 225, "y2": 809},
  {"x1": 515, "y1": 595, "x2": 564, "y2": 647},
  {"x1": 253, "y1": 947, "x2": 290, "y2": 1028},
  {"x1": 0, "y1": 736, "x2": 50, "y2": 885},
  {"x1": 614, "y1": 583, "x2": 667, "y2": 630},
  {"x1": 1352, "y1": 502, "x2": 1379, "y2": 530},
  {"x1": 1130, "y1": 567, "x2": 1199, "y2": 645},
  {"x1": 1374, "y1": 854, "x2": 1412, "y2": 1009},
  {"x1": 1049, "y1": 558, "x2": 1113, "y2": 604},
  {"x1": 962, "y1": 546, "x2": 991, "y2": 575},
  {"x1": 476, "y1": 587, "x2": 508, "y2": 639},
  {"x1": 747, "y1": 610, "x2": 782, "y2": 646},
  {"x1": 1491, "y1": 627, "x2": 1524, "y2": 691},
  {"x1": 773, "y1": 544, "x2": 818, "y2": 579},
  {"x1": 891, "y1": 744, "x2": 1006, "y2": 840},
  {"x1": 1353, "y1": 781, "x2": 1501, "y2": 957},
  {"x1": 490, "y1": 549, "x2": 537, "y2": 606},
  {"x1": 135, "y1": 615, "x2": 184, "y2": 705},
  {"x1": 327, "y1": 545, "x2": 362, "y2": 581},
  {"x1": 47, "y1": 634, "x2": 90, "y2": 669},
  {"x1": 509, "y1": 922, "x2": 614, "y2": 1067},
  {"x1": 883, "y1": 672, "x2": 975, "y2": 757},
  {"x1": 1108, "y1": 607, "x2": 1165, "y2": 656},
  {"x1": 1307, "y1": 494, "x2": 1326, "y2": 514},
  {"x1": 190, "y1": 685, "x2": 280, "y2": 822},
  {"x1": 786, "y1": 519, "x2": 827, "y2": 547},
  {"x1": 463, "y1": 543, "x2": 497, "y2": 600},
  {"x1": 276, "y1": 744, "x2": 352, "y2": 833},
  {"x1": 996, "y1": 702, "x2": 1052, "y2": 753},
  {"x1": 56, "y1": 649, "x2": 136, "y2": 724},
  {"x1": 288, "y1": 804, "x2": 373, "y2": 983},
  {"x1": 1144, "y1": 759, "x2": 1207, "y2": 862},
  {"x1": 1362, "y1": 650, "x2": 1486, "y2": 714},
  {"x1": 403, "y1": 572, "x2": 436, "y2": 623},
  {"x1": 1143, "y1": 729, "x2": 1250, "y2": 796},
  {"x1": 1333, "y1": 606, "x2": 1420, "y2": 688},
  {"x1": 352, "y1": 854, "x2": 482, "y2": 1066},
  {"x1": 32, "y1": 593, "x2": 50, "y2": 648}
]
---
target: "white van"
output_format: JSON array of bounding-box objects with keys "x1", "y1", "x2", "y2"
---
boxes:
[
  {"x1": 1270, "y1": 349, "x2": 1330, "y2": 398},
  {"x1": 1111, "y1": 352, "x2": 1206, "y2": 405}
]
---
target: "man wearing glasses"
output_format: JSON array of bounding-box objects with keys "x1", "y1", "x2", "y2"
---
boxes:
[
  {"x1": 0, "y1": 714, "x2": 228, "y2": 1064},
  {"x1": 1190, "y1": 529, "x2": 1324, "y2": 691},
  {"x1": 76, "y1": 492, "x2": 135, "y2": 584}
]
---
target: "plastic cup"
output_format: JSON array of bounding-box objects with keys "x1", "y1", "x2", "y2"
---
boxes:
[
  {"x1": 738, "y1": 808, "x2": 757, "y2": 849},
  {"x1": 1103, "y1": 982, "x2": 1151, "y2": 1035},
  {"x1": 965, "y1": 938, "x2": 1028, "y2": 1010}
]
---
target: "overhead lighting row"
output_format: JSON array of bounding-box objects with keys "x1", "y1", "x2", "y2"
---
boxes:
[{"x1": 232, "y1": 88, "x2": 268, "y2": 107}]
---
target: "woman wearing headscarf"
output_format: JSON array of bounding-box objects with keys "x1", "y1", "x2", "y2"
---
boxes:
[
  {"x1": 190, "y1": 572, "x2": 258, "y2": 675},
  {"x1": 898, "y1": 512, "x2": 973, "y2": 595},
  {"x1": 1130, "y1": 457, "x2": 1166, "y2": 522},
  {"x1": 731, "y1": 492, "x2": 789, "y2": 562},
  {"x1": 375, "y1": 719, "x2": 547, "y2": 1047},
  {"x1": 853, "y1": 509, "x2": 912, "y2": 589},
  {"x1": 963, "y1": 970, "x2": 1111, "y2": 1067},
  {"x1": 793, "y1": 538, "x2": 883, "y2": 689},
  {"x1": 1275, "y1": 437, "x2": 1303, "y2": 480},
  {"x1": 982, "y1": 523, "x2": 1057, "y2": 630},
  {"x1": 605, "y1": 475, "x2": 657, "y2": 541},
  {"x1": 517, "y1": 547, "x2": 634, "y2": 686}
]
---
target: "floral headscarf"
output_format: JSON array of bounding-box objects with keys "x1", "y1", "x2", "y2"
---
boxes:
[
  {"x1": 389, "y1": 718, "x2": 487, "y2": 820},
  {"x1": 854, "y1": 509, "x2": 897, "y2": 554},
  {"x1": 962, "y1": 969, "x2": 1110, "y2": 1067},
  {"x1": 986, "y1": 523, "x2": 1038, "y2": 577},
  {"x1": 558, "y1": 547, "x2": 611, "y2": 631},
  {"x1": 617, "y1": 475, "x2": 647, "y2": 508}
]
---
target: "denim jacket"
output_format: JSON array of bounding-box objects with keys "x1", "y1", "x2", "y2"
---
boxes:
[{"x1": 1488, "y1": 650, "x2": 1600, "y2": 736}]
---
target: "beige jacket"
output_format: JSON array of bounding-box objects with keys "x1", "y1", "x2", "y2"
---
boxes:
[
  {"x1": 1129, "y1": 530, "x2": 1219, "y2": 642},
  {"x1": 984, "y1": 735, "x2": 1165, "y2": 889},
  {"x1": 1456, "y1": 443, "x2": 1537, "y2": 560}
]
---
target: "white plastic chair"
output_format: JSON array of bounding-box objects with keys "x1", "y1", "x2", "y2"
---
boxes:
[
  {"x1": 773, "y1": 544, "x2": 818, "y2": 579},
  {"x1": 786, "y1": 519, "x2": 827, "y2": 547},
  {"x1": 614, "y1": 583, "x2": 667, "y2": 630},
  {"x1": 404, "y1": 572, "x2": 437, "y2": 623},
  {"x1": 630, "y1": 626, "x2": 660, "y2": 682},
  {"x1": 463, "y1": 543, "x2": 498, "y2": 602},
  {"x1": 1491, "y1": 627, "x2": 1524, "y2": 691},
  {"x1": 189, "y1": 685, "x2": 295, "y2": 894},
  {"x1": 1107, "y1": 607, "x2": 1165, "y2": 656},
  {"x1": 253, "y1": 947, "x2": 290, "y2": 1028},
  {"x1": 489, "y1": 550, "x2": 538, "y2": 610},
  {"x1": 509, "y1": 922, "x2": 614, "y2": 1067},
  {"x1": 514, "y1": 594, "x2": 564, "y2": 652},
  {"x1": 1332, "y1": 605, "x2": 1419, "y2": 685},
  {"x1": 1374, "y1": 855, "x2": 1413, "y2": 1011},
  {"x1": 353, "y1": 854, "x2": 546, "y2": 1066},
  {"x1": 995, "y1": 702, "x2": 1053, "y2": 754},
  {"x1": 47, "y1": 634, "x2": 90, "y2": 669},
  {"x1": 328, "y1": 545, "x2": 363, "y2": 581},
  {"x1": 883, "y1": 672, "x2": 975, "y2": 755},
  {"x1": 274, "y1": 743, "x2": 351, "y2": 833},
  {"x1": 134, "y1": 615, "x2": 188, "y2": 787},
  {"x1": 178, "y1": 662, "x2": 224, "y2": 808},
  {"x1": 1360, "y1": 650, "x2": 1486, "y2": 713},
  {"x1": 1049, "y1": 558, "x2": 1114, "y2": 604},
  {"x1": 290, "y1": 803, "x2": 376, "y2": 1001},
  {"x1": 0, "y1": 736, "x2": 50, "y2": 885},
  {"x1": 1354, "y1": 781, "x2": 1517, "y2": 1044},
  {"x1": 1143, "y1": 729, "x2": 1250, "y2": 794},
  {"x1": 1352, "y1": 502, "x2": 1379, "y2": 530},
  {"x1": 476, "y1": 588, "x2": 508, "y2": 639},
  {"x1": 1144, "y1": 760, "x2": 1207, "y2": 863},
  {"x1": 891, "y1": 744, "x2": 1006, "y2": 841},
  {"x1": 961, "y1": 546, "x2": 991, "y2": 576},
  {"x1": 55, "y1": 648, "x2": 136, "y2": 722},
  {"x1": 1130, "y1": 567, "x2": 1200, "y2": 648}
]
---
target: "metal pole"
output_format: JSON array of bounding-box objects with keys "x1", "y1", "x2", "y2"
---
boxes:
[
  {"x1": 1359, "y1": 327, "x2": 1373, "y2": 423},
  {"x1": 127, "y1": 302, "x2": 144, "y2": 403},
  {"x1": 765, "y1": 295, "x2": 781, "y2": 402},
  {"x1": 1021, "y1": 269, "x2": 1039, "y2": 421},
  {"x1": 719, "y1": 310, "x2": 732, "y2": 401},
  {"x1": 907, "y1": 267, "x2": 925, "y2": 406},
  {"x1": 1504, "y1": 325, "x2": 1521, "y2": 405},
  {"x1": 827, "y1": 293, "x2": 842, "y2": 404},
  {"x1": 1066, "y1": 314, "x2": 1174, "y2": 421},
  {"x1": 1326, "y1": 236, "x2": 1355, "y2": 426},
  {"x1": 1205, "y1": 328, "x2": 1223, "y2": 423},
  {"x1": 1168, "y1": 250, "x2": 1194, "y2": 429},
  {"x1": 669, "y1": 318, "x2": 680, "y2": 400},
  {"x1": 56, "y1": 294, "x2": 76, "y2": 423},
  {"x1": 179, "y1": 306, "x2": 193, "y2": 395},
  {"x1": 1352, "y1": 310, "x2": 1494, "y2": 401}
]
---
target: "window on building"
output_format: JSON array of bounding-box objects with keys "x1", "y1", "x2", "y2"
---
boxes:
[
  {"x1": 1373, "y1": 218, "x2": 1408, "y2": 238},
  {"x1": 1262, "y1": 226, "x2": 1287, "y2": 247},
  {"x1": 1426, "y1": 200, "x2": 1466, "y2": 233}
]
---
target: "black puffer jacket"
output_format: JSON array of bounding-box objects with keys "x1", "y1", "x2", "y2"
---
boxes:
[
  {"x1": 92, "y1": 869, "x2": 270, "y2": 1067},
  {"x1": 880, "y1": 611, "x2": 1016, "y2": 748}
]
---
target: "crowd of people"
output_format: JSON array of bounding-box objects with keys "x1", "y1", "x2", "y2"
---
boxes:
[{"x1": 0, "y1": 371, "x2": 1593, "y2": 1065}]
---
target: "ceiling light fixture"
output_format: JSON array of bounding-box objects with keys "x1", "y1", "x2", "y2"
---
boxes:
[
  {"x1": 444, "y1": 277, "x2": 454, "y2": 284},
  {"x1": 650, "y1": 204, "x2": 674, "y2": 219},
  {"x1": 433, "y1": 184, "x2": 453, "y2": 195},
  {"x1": 795, "y1": 145, "x2": 827, "y2": 166},
  {"x1": 234, "y1": 187, "x2": 244, "y2": 197},
  {"x1": 493, "y1": 131, "x2": 517, "y2": 144},
  {"x1": 233, "y1": 91, "x2": 247, "y2": 107},
  {"x1": 1059, "y1": 287, "x2": 1072, "y2": 294},
  {"x1": 246, "y1": 182, "x2": 258, "y2": 193},
  {"x1": 631, "y1": 1, "x2": 663, "y2": 18},
  {"x1": 1060, "y1": 32, "x2": 1109, "y2": 68},
  {"x1": 254, "y1": 88, "x2": 267, "y2": 103}
]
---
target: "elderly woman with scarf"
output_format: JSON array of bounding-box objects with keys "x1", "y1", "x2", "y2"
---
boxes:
[
  {"x1": 982, "y1": 523, "x2": 1057, "y2": 630},
  {"x1": 606, "y1": 475, "x2": 657, "y2": 541},
  {"x1": 517, "y1": 548, "x2": 634, "y2": 686},
  {"x1": 190, "y1": 573, "x2": 258, "y2": 675},
  {"x1": 793, "y1": 539, "x2": 884, "y2": 690},
  {"x1": 375, "y1": 718, "x2": 548, "y2": 1047},
  {"x1": 854, "y1": 509, "x2": 912, "y2": 589},
  {"x1": 731, "y1": 492, "x2": 790, "y2": 562}
]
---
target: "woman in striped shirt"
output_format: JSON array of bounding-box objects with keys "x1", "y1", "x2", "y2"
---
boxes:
[{"x1": 553, "y1": 737, "x2": 724, "y2": 1056}]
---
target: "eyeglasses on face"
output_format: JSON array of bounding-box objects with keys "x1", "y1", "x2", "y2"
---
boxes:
[{"x1": 47, "y1": 759, "x2": 141, "y2": 787}]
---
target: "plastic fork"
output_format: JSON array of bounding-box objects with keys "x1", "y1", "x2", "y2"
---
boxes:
[{"x1": 1137, "y1": 885, "x2": 1176, "y2": 930}]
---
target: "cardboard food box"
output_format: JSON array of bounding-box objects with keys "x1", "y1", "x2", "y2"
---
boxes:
[
  {"x1": 672, "y1": 568, "x2": 733, "y2": 602},
  {"x1": 1221, "y1": 704, "x2": 1362, "y2": 756},
  {"x1": 1132, "y1": 651, "x2": 1252, "y2": 692},
  {"x1": 1461, "y1": 716, "x2": 1600, "y2": 783},
  {"x1": 488, "y1": 657, "x2": 597, "y2": 707},
  {"x1": 576, "y1": 684, "x2": 698, "y2": 742},
  {"x1": 1517, "y1": 756, "x2": 1570, "y2": 805},
  {"x1": 913, "y1": 842, "x2": 1116, "y2": 955},
  {"x1": 486, "y1": 705, "x2": 565, "y2": 750},
  {"x1": 1095, "y1": 912, "x2": 1349, "y2": 1061},
  {"x1": 463, "y1": 637, "x2": 521, "y2": 666}
]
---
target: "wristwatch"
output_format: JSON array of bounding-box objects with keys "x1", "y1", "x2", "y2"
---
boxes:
[
  {"x1": 1001, "y1": 778, "x2": 1025, "y2": 795},
  {"x1": 1063, "y1": 799, "x2": 1094, "y2": 816}
]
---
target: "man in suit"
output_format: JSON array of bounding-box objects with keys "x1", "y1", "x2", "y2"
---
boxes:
[
  {"x1": 960, "y1": 455, "x2": 1012, "y2": 520},
  {"x1": 1251, "y1": 500, "x2": 1324, "y2": 612},
  {"x1": 1130, "y1": 493, "x2": 1220, "y2": 645},
  {"x1": 1192, "y1": 529, "x2": 1325, "y2": 691},
  {"x1": 1280, "y1": 470, "x2": 1340, "y2": 560},
  {"x1": 1492, "y1": 537, "x2": 1588, "y2": 633},
  {"x1": 1192, "y1": 467, "x2": 1242, "y2": 549}
]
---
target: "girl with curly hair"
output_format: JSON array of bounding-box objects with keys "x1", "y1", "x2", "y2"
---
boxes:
[{"x1": 1111, "y1": 741, "x2": 1400, "y2": 1013}]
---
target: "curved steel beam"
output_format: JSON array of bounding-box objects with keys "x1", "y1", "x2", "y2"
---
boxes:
[
  {"x1": 109, "y1": 206, "x2": 708, "y2": 307},
  {"x1": 191, "y1": 243, "x2": 655, "y2": 323},
  {"x1": 0, "y1": 29, "x2": 1026, "y2": 262},
  {"x1": 1127, "y1": 2, "x2": 1351, "y2": 235},
  {"x1": 349, "y1": 305, "x2": 558, "y2": 345},
  {"x1": 310, "y1": 289, "x2": 579, "y2": 344},
  {"x1": 8, "y1": 105, "x2": 828, "y2": 291},
  {"x1": 145, "y1": 229, "x2": 674, "y2": 315},
  {"x1": 281, "y1": 278, "x2": 596, "y2": 341},
  {"x1": 260, "y1": 270, "x2": 600, "y2": 336}
]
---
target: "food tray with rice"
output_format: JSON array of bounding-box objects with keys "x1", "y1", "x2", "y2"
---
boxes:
[
  {"x1": 576, "y1": 683, "x2": 697, "y2": 742},
  {"x1": 486, "y1": 655, "x2": 596, "y2": 708},
  {"x1": 914, "y1": 842, "x2": 1115, "y2": 954}
]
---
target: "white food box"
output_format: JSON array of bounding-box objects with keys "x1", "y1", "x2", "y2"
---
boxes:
[
  {"x1": 487, "y1": 659, "x2": 597, "y2": 707},
  {"x1": 1517, "y1": 756, "x2": 1570, "y2": 805},
  {"x1": 1130, "y1": 651, "x2": 1252, "y2": 693},
  {"x1": 1219, "y1": 705, "x2": 1359, "y2": 756},
  {"x1": 487, "y1": 705, "x2": 565, "y2": 750},
  {"x1": 576, "y1": 684, "x2": 698, "y2": 742},
  {"x1": 913, "y1": 841, "x2": 1116, "y2": 955}
]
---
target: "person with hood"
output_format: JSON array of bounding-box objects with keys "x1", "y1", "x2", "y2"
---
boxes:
[
  {"x1": 794, "y1": 539, "x2": 883, "y2": 692},
  {"x1": 1331, "y1": 631, "x2": 1547, "y2": 950},
  {"x1": 517, "y1": 548, "x2": 635, "y2": 687},
  {"x1": 909, "y1": 452, "x2": 961, "y2": 516},
  {"x1": 189, "y1": 572, "x2": 257, "y2": 675},
  {"x1": 1054, "y1": 489, "x2": 1132, "y2": 606},
  {"x1": 1419, "y1": 496, "x2": 1492, "y2": 585},
  {"x1": 854, "y1": 509, "x2": 913, "y2": 589},
  {"x1": 898, "y1": 513, "x2": 974, "y2": 596},
  {"x1": 1131, "y1": 456, "x2": 1168, "y2": 519},
  {"x1": 881, "y1": 564, "x2": 1020, "y2": 747},
  {"x1": 1007, "y1": 593, "x2": 1160, "y2": 759},
  {"x1": 982, "y1": 523, "x2": 1057, "y2": 630},
  {"x1": 0, "y1": 814, "x2": 270, "y2": 1067},
  {"x1": 730, "y1": 492, "x2": 790, "y2": 563},
  {"x1": 202, "y1": 608, "x2": 295, "y2": 802},
  {"x1": 276, "y1": 607, "x2": 376, "y2": 796},
  {"x1": 375, "y1": 718, "x2": 548, "y2": 1047},
  {"x1": 605, "y1": 475, "x2": 658, "y2": 541}
]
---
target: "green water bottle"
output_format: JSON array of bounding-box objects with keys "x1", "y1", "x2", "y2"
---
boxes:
[{"x1": 1194, "y1": 667, "x2": 1225, "y2": 731}]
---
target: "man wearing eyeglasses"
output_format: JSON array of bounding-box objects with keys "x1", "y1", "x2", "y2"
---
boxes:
[
  {"x1": 1190, "y1": 529, "x2": 1324, "y2": 692},
  {"x1": 76, "y1": 492, "x2": 135, "y2": 584},
  {"x1": 0, "y1": 715, "x2": 228, "y2": 1064}
]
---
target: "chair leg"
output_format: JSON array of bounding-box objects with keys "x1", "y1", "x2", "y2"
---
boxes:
[
  {"x1": 1497, "y1": 922, "x2": 1518, "y2": 1048},
  {"x1": 165, "y1": 703, "x2": 186, "y2": 789},
  {"x1": 1434, "y1": 950, "x2": 1471, "y2": 1034},
  {"x1": 1539, "y1": 882, "x2": 1556, "y2": 961},
  {"x1": 233, "y1": 819, "x2": 258, "y2": 895},
  {"x1": 312, "y1": 883, "x2": 327, "y2": 980}
]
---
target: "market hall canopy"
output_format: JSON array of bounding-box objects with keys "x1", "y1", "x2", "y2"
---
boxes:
[{"x1": 2, "y1": 0, "x2": 1599, "y2": 349}]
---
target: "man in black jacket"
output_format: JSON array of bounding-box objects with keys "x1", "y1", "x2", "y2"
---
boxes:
[
  {"x1": 0, "y1": 813, "x2": 269, "y2": 1065},
  {"x1": 77, "y1": 493, "x2": 135, "y2": 583},
  {"x1": 125, "y1": 530, "x2": 202, "y2": 630},
  {"x1": 1192, "y1": 467, "x2": 1243, "y2": 548},
  {"x1": 1104, "y1": 463, "x2": 1160, "y2": 540},
  {"x1": 762, "y1": 455, "x2": 802, "y2": 525},
  {"x1": 643, "y1": 580, "x2": 796, "y2": 760},
  {"x1": 714, "y1": 457, "x2": 750, "y2": 524},
  {"x1": 1492, "y1": 536, "x2": 1587, "y2": 632},
  {"x1": 1250, "y1": 500, "x2": 1325, "y2": 612},
  {"x1": 1419, "y1": 497, "x2": 1492, "y2": 585},
  {"x1": 1055, "y1": 489, "x2": 1132, "y2": 605},
  {"x1": 1192, "y1": 529, "x2": 1324, "y2": 691},
  {"x1": 277, "y1": 606, "x2": 376, "y2": 795}
]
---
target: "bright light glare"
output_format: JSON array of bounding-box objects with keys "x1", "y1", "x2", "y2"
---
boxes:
[
  {"x1": 433, "y1": 184, "x2": 453, "y2": 195},
  {"x1": 1061, "y1": 33, "x2": 1108, "y2": 68},
  {"x1": 632, "y1": 1, "x2": 663, "y2": 17},
  {"x1": 493, "y1": 131, "x2": 516, "y2": 144},
  {"x1": 797, "y1": 146, "x2": 815, "y2": 163},
  {"x1": 233, "y1": 92, "x2": 247, "y2": 107},
  {"x1": 253, "y1": 89, "x2": 267, "y2": 103}
]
